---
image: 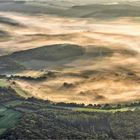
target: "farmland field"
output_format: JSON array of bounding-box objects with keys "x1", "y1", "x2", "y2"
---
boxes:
[{"x1": 0, "y1": 105, "x2": 21, "y2": 135}]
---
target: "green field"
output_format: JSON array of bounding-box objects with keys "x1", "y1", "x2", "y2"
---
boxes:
[
  {"x1": 13, "y1": 86, "x2": 29, "y2": 98},
  {"x1": 71, "y1": 106, "x2": 140, "y2": 113},
  {"x1": 0, "y1": 106, "x2": 22, "y2": 135},
  {"x1": 0, "y1": 106, "x2": 7, "y2": 113},
  {"x1": 3, "y1": 100, "x2": 24, "y2": 108},
  {"x1": 0, "y1": 80, "x2": 9, "y2": 88}
]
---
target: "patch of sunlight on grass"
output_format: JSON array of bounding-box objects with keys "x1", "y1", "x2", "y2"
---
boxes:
[
  {"x1": 72, "y1": 107, "x2": 139, "y2": 113},
  {"x1": 0, "y1": 79, "x2": 9, "y2": 87}
]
